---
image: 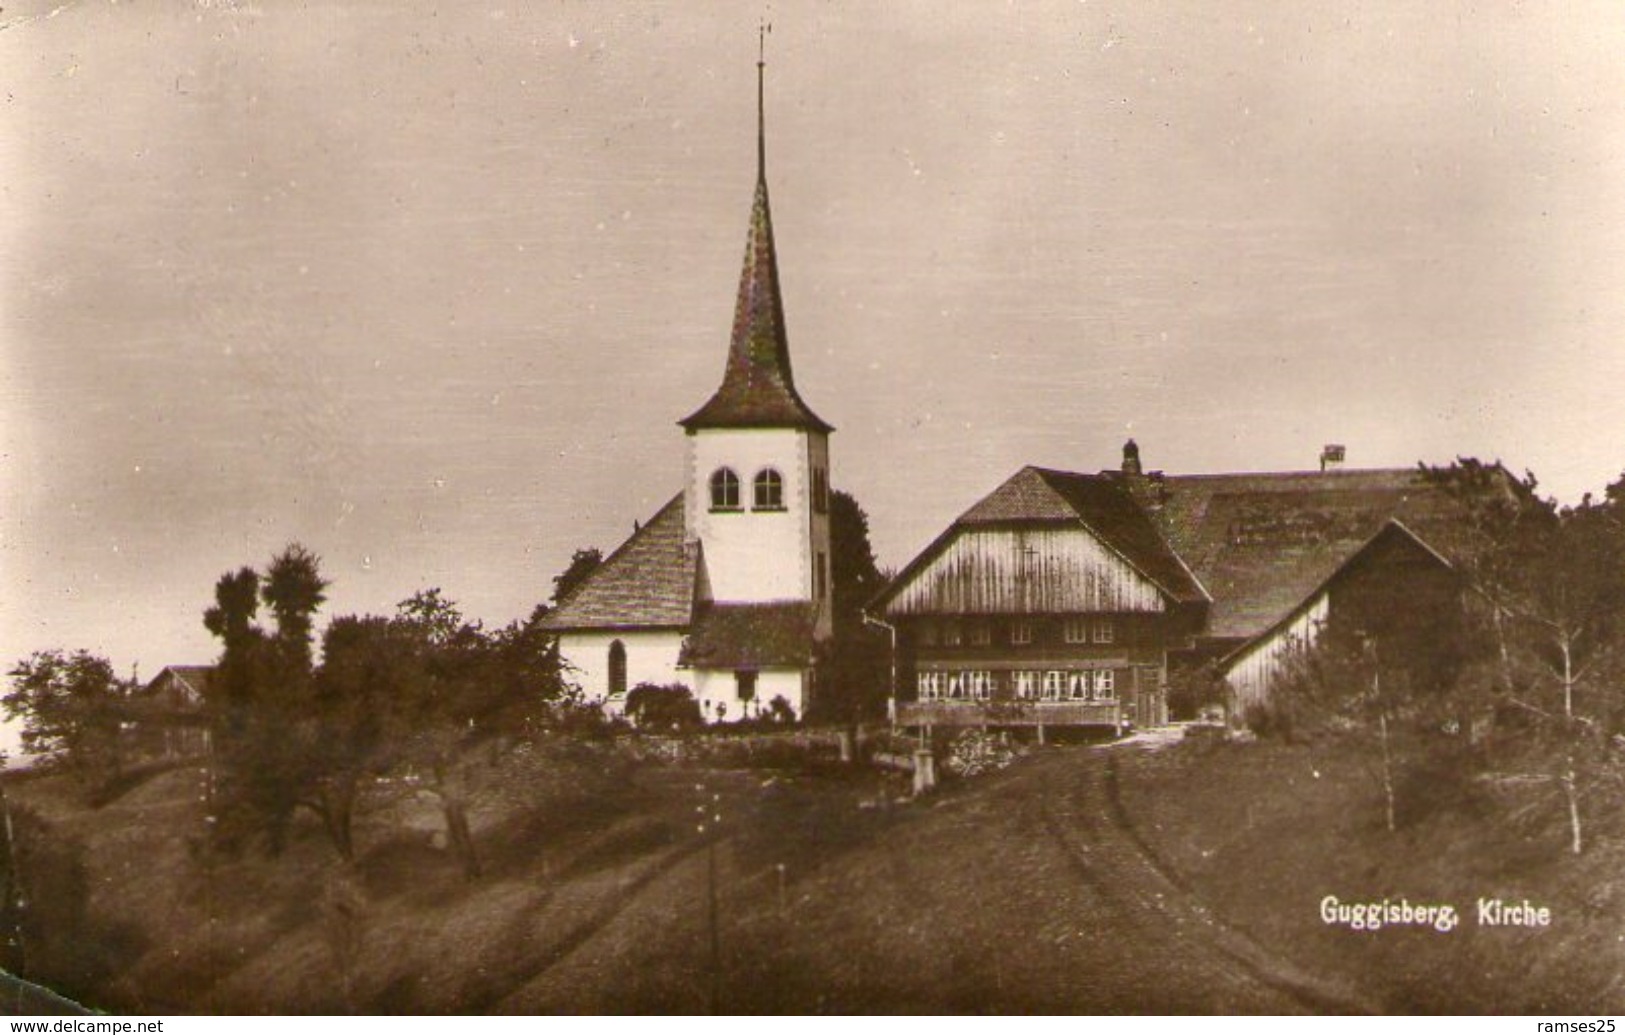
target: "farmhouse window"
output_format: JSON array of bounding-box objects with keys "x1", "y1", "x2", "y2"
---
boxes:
[
  {"x1": 918, "y1": 671, "x2": 944, "y2": 700},
  {"x1": 1063, "y1": 618, "x2": 1089, "y2": 644},
  {"x1": 1093, "y1": 618, "x2": 1115, "y2": 644},
  {"x1": 969, "y1": 622, "x2": 992, "y2": 646},
  {"x1": 812, "y1": 468, "x2": 829, "y2": 513},
  {"x1": 710, "y1": 468, "x2": 741, "y2": 510},
  {"x1": 1067, "y1": 671, "x2": 1091, "y2": 700},
  {"x1": 1043, "y1": 671, "x2": 1066, "y2": 700},
  {"x1": 967, "y1": 670, "x2": 994, "y2": 700},
  {"x1": 917, "y1": 621, "x2": 938, "y2": 647},
  {"x1": 942, "y1": 621, "x2": 962, "y2": 647},
  {"x1": 946, "y1": 671, "x2": 966, "y2": 699},
  {"x1": 1013, "y1": 671, "x2": 1039, "y2": 699},
  {"x1": 736, "y1": 670, "x2": 758, "y2": 702},
  {"x1": 1010, "y1": 621, "x2": 1033, "y2": 645},
  {"x1": 753, "y1": 468, "x2": 785, "y2": 510},
  {"x1": 1094, "y1": 669, "x2": 1116, "y2": 700}
]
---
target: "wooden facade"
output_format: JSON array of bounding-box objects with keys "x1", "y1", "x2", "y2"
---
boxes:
[
  {"x1": 881, "y1": 517, "x2": 1194, "y2": 731},
  {"x1": 877, "y1": 454, "x2": 1487, "y2": 733}
]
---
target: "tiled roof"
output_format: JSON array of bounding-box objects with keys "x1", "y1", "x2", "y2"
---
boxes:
[
  {"x1": 678, "y1": 601, "x2": 818, "y2": 670},
  {"x1": 679, "y1": 176, "x2": 832, "y2": 434},
  {"x1": 1147, "y1": 467, "x2": 1465, "y2": 639},
  {"x1": 953, "y1": 466, "x2": 1208, "y2": 604},
  {"x1": 539, "y1": 495, "x2": 702, "y2": 632}
]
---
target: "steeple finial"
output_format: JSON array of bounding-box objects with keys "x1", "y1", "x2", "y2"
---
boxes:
[{"x1": 757, "y1": 19, "x2": 770, "y2": 180}]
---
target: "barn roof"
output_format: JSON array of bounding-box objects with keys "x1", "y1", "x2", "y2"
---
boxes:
[
  {"x1": 146, "y1": 665, "x2": 215, "y2": 696},
  {"x1": 873, "y1": 460, "x2": 1483, "y2": 644},
  {"x1": 1148, "y1": 467, "x2": 1464, "y2": 640},
  {"x1": 539, "y1": 495, "x2": 703, "y2": 632},
  {"x1": 877, "y1": 465, "x2": 1207, "y2": 609},
  {"x1": 1217, "y1": 518, "x2": 1457, "y2": 672},
  {"x1": 678, "y1": 601, "x2": 818, "y2": 670}
]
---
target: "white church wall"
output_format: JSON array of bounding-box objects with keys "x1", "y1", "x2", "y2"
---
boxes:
[
  {"x1": 691, "y1": 666, "x2": 807, "y2": 722},
  {"x1": 558, "y1": 630, "x2": 686, "y2": 709},
  {"x1": 685, "y1": 427, "x2": 818, "y2": 604}
]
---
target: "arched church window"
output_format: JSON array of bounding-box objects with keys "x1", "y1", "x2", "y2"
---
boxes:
[
  {"x1": 608, "y1": 640, "x2": 627, "y2": 697},
  {"x1": 753, "y1": 468, "x2": 784, "y2": 510},
  {"x1": 709, "y1": 468, "x2": 741, "y2": 511}
]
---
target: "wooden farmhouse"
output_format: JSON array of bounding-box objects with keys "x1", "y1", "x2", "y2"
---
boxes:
[{"x1": 872, "y1": 442, "x2": 1482, "y2": 733}]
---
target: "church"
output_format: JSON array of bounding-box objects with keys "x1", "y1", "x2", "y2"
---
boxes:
[{"x1": 540, "y1": 58, "x2": 833, "y2": 722}]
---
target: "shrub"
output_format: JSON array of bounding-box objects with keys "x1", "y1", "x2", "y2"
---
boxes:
[
  {"x1": 623, "y1": 683, "x2": 701, "y2": 732},
  {"x1": 943, "y1": 729, "x2": 1016, "y2": 778}
]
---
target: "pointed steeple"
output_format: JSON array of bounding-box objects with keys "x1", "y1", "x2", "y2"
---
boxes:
[{"x1": 680, "y1": 40, "x2": 832, "y2": 434}]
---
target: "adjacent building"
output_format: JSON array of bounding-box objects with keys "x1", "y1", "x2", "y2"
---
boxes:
[{"x1": 873, "y1": 442, "x2": 1478, "y2": 732}]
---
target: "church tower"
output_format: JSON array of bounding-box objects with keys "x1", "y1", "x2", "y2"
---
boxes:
[
  {"x1": 679, "y1": 46, "x2": 834, "y2": 642},
  {"x1": 542, "y1": 43, "x2": 834, "y2": 721}
]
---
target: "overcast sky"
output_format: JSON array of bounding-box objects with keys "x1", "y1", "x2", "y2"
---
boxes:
[{"x1": 4, "y1": 0, "x2": 1624, "y2": 741}]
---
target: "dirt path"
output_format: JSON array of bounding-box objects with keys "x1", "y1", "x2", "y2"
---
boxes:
[{"x1": 495, "y1": 744, "x2": 1370, "y2": 1013}]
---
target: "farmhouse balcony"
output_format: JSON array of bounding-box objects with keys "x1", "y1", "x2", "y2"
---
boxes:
[{"x1": 895, "y1": 698, "x2": 1124, "y2": 729}]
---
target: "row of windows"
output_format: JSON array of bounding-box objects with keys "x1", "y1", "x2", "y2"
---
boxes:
[
  {"x1": 917, "y1": 617, "x2": 1116, "y2": 647},
  {"x1": 708, "y1": 465, "x2": 830, "y2": 513},
  {"x1": 710, "y1": 467, "x2": 780, "y2": 510},
  {"x1": 917, "y1": 669, "x2": 1117, "y2": 702}
]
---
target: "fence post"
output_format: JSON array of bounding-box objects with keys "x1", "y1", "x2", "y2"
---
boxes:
[{"x1": 912, "y1": 749, "x2": 936, "y2": 796}]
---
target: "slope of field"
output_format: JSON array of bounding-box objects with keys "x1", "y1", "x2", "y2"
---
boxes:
[{"x1": 7, "y1": 732, "x2": 1621, "y2": 1013}]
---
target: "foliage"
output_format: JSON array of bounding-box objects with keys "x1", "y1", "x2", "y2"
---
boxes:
[
  {"x1": 624, "y1": 683, "x2": 702, "y2": 732},
  {"x1": 943, "y1": 728, "x2": 1016, "y2": 778},
  {"x1": 1166, "y1": 660, "x2": 1223, "y2": 722},
  {"x1": 201, "y1": 545, "x2": 331, "y2": 856},
  {"x1": 816, "y1": 489, "x2": 890, "y2": 723},
  {"x1": 2, "y1": 651, "x2": 132, "y2": 793},
  {"x1": 318, "y1": 587, "x2": 574, "y2": 877},
  {"x1": 551, "y1": 548, "x2": 603, "y2": 606},
  {"x1": 1419, "y1": 461, "x2": 1625, "y2": 851}
]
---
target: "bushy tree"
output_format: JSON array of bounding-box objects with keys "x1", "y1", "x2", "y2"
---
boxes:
[
  {"x1": 2, "y1": 651, "x2": 132, "y2": 792},
  {"x1": 1422, "y1": 461, "x2": 1625, "y2": 853},
  {"x1": 318, "y1": 589, "x2": 574, "y2": 878},
  {"x1": 201, "y1": 544, "x2": 330, "y2": 855},
  {"x1": 818, "y1": 489, "x2": 889, "y2": 723}
]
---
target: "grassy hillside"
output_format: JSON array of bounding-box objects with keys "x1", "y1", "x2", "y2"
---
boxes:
[
  {"x1": 5, "y1": 731, "x2": 1621, "y2": 1013},
  {"x1": 1113, "y1": 734, "x2": 1625, "y2": 1013}
]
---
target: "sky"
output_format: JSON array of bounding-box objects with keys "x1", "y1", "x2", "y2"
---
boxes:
[{"x1": 4, "y1": 0, "x2": 1625, "y2": 746}]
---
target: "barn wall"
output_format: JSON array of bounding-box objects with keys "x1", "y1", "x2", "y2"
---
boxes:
[
  {"x1": 884, "y1": 527, "x2": 1167, "y2": 616},
  {"x1": 1223, "y1": 593, "x2": 1329, "y2": 719}
]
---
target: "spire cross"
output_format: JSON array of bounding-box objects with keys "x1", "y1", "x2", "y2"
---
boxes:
[{"x1": 756, "y1": 20, "x2": 771, "y2": 179}]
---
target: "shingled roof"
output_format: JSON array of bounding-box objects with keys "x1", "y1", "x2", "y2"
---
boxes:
[
  {"x1": 909, "y1": 465, "x2": 1208, "y2": 606},
  {"x1": 875, "y1": 460, "x2": 1483, "y2": 646},
  {"x1": 679, "y1": 74, "x2": 830, "y2": 434},
  {"x1": 678, "y1": 601, "x2": 818, "y2": 669},
  {"x1": 539, "y1": 495, "x2": 704, "y2": 632},
  {"x1": 1147, "y1": 467, "x2": 1464, "y2": 640}
]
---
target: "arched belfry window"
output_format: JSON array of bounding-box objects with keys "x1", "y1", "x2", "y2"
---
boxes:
[
  {"x1": 608, "y1": 640, "x2": 627, "y2": 697},
  {"x1": 709, "y1": 468, "x2": 740, "y2": 511},
  {"x1": 753, "y1": 468, "x2": 784, "y2": 510}
]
